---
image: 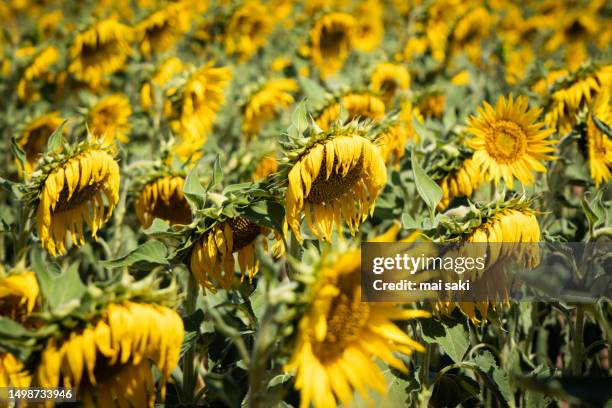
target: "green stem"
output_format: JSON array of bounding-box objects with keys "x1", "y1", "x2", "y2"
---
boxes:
[
  {"x1": 182, "y1": 272, "x2": 199, "y2": 403},
  {"x1": 287, "y1": 230, "x2": 301, "y2": 278},
  {"x1": 572, "y1": 305, "x2": 585, "y2": 376},
  {"x1": 421, "y1": 342, "x2": 432, "y2": 387}
]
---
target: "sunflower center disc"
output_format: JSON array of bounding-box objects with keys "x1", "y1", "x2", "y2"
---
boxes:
[
  {"x1": 485, "y1": 120, "x2": 527, "y2": 163},
  {"x1": 307, "y1": 155, "x2": 363, "y2": 204},
  {"x1": 229, "y1": 217, "x2": 261, "y2": 251},
  {"x1": 56, "y1": 182, "x2": 104, "y2": 212}
]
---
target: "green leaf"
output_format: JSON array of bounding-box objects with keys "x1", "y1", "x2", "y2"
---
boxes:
[
  {"x1": 592, "y1": 114, "x2": 612, "y2": 137},
  {"x1": 46, "y1": 120, "x2": 68, "y2": 153},
  {"x1": 10, "y1": 138, "x2": 26, "y2": 172},
  {"x1": 412, "y1": 116, "x2": 436, "y2": 142},
  {"x1": 291, "y1": 99, "x2": 309, "y2": 137},
  {"x1": 207, "y1": 155, "x2": 223, "y2": 191},
  {"x1": 581, "y1": 189, "x2": 605, "y2": 231},
  {"x1": 401, "y1": 213, "x2": 418, "y2": 229},
  {"x1": 31, "y1": 248, "x2": 86, "y2": 312},
  {"x1": 421, "y1": 318, "x2": 469, "y2": 363},
  {"x1": 411, "y1": 149, "x2": 443, "y2": 216},
  {"x1": 472, "y1": 351, "x2": 513, "y2": 404},
  {"x1": 101, "y1": 240, "x2": 169, "y2": 269},
  {"x1": 183, "y1": 163, "x2": 207, "y2": 210}
]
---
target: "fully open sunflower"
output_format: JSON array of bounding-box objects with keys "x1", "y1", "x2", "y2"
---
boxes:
[
  {"x1": 17, "y1": 112, "x2": 65, "y2": 175},
  {"x1": 467, "y1": 94, "x2": 556, "y2": 189},
  {"x1": 141, "y1": 56, "x2": 184, "y2": 110},
  {"x1": 87, "y1": 94, "x2": 132, "y2": 145},
  {"x1": 136, "y1": 2, "x2": 192, "y2": 58},
  {"x1": 135, "y1": 175, "x2": 192, "y2": 228},
  {"x1": 242, "y1": 79, "x2": 299, "y2": 138},
  {"x1": 370, "y1": 62, "x2": 410, "y2": 106},
  {"x1": 309, "y1": 13, "x2": 356, "y2": 79},
  {"x1": 315, "y1": 92, "x2": 386, "y2": 131},
  {"x1": 285, "y1": 248, "x2": 429, "y2": 408},
  {"x1": 285, "y1": 125, "x2": 387, "y2": 243},
  {"x1": 68, "y1": 19, "x2": 133, "y2": 87},
  {"x1": 586, "y1": 90, "x2": 612, "y2": 187},
  {"x1": 30, "y1": 143, "x2": 120, "y2": 257},
  {"x1": 35, "y1": 300, "x2": 183, "y2": 407},
  {"x1": 17, "y1": 44, "x2": 60, "y2": 102},
  {"x1": 224, "y1": 1, "x2": 274, "y2": 61}
]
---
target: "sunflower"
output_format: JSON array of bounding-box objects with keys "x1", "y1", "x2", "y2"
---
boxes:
[
  {"x1": 136, "y1": 2, "x2": 192, "y2": 58},
  {"x1": 310, "y1": 13, "x2": 356, "y2": 79},
  {"x1": 450, "y1": 7, "x2": 494, "y2": 64},
  {"x1": 224, "y1": 1, "x2": 275, "y2": 61},
  {"x1": 68, "y1": 19, "x2": 133, "y2": 88},
  {"x1": 586, "y1": 91, "x2": 612, "y2": 187},
  {"x1": 504, "y1": 46, "x2": 534, "y2": 86},
  {"x1": 135, "y1": 176, "x2": 192, "y2": 228},
  {"x1": 37, "y1": 9, "x2": 64, "y2": 38},
  {"x1": 353, "y1": 1, "x2": 384, "y2": 53},
  {"x1": 252, "y1": 154, "x2": 279, "y2": 181},
  {"x1": 375, "y1": 118, "x2": 419, "y2": 167},
  {"x1": 17, "y1": 44, "x2": 60, "y2": 102},
  {"x1": 190, "y1": 217, "x2": 267, "y2": 292},
  {"x1": 0, "y1": 352, "x2": 31, "y2": 388},
  {"x1": 417, "y1": 92, "x2": 445, "y2": 119},
  {"x1": 451, "y1": 70, "x2": 470, "y2": 86},
  {"x1": 370, "y1": 62, "x2": 410, "y2": 106},
  {"x1": 34, "y1": 301, "x2": 184, "y2": 407},
  {"x1": 34, "y1": 145, "x2": 120, "y2": 257},
  {"x1": 467, "y1": 94, "x2": 556, "y2": 189},
  {"x1": 285, "y1": 129, "x2": 387, "y2": 243},
  {"x1": 285, "y1": 249, "x2": 429, "y2": 408},
  {"x1": 87, "y1": 94, "x2": 132, "y2": 145},
  {"x1": 545, "y1": 11, "x2": 599, "y2": 70},
  {"x1": 165, "y1": 63, "x2": 232, "y2": 161},
  {"x1": 316, "y1": 93, "x2": 386, "y2": 131},
  {"x1": 545, "y1": 64, "x2": 612, "y2": 134},
  {"x1": 17, "y1": 112, "x2": 65, "y2": 175},
  {"x1": 0, "y1": 270, "x2": 39, "y2": 323},
  {"x1": 141, "y1": 56, "x2": 184, "y2": 110},
  {"x1": 242, "y1": 79, "x2": 299, "y2": 138},
  {"x1": 437, "y1": 157, "x2": 482, "y2": 210}
]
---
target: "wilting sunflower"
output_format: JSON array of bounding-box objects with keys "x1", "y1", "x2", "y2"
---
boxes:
[
  {"x1": 316, "y1": 92, "x2": 386, "y2": 131},
  {"x1": 375, "y1": 119, "x2": 417, "y2": 167},
  {"x1": 242, "y1": 79, "x2": 299, "y2": 138},
  {"x1": 135, "y1": 175, "x2": 192, "y2": 228},
  {"x1": 190, "y1": 217, "x2": 268, "y2": 292},
  {"x1": 136, "y1": 2, "x2": 192, "y2": 58},
  {"x1": 87, "y1": 94, "x2": 132, "y2": 145},
  {"x1": 252, "y1": 154, "x2": 279, "y2": 181},
  {"x1": 37, "y1": 9, "x2": 64, "y2": 39},
  {"x1": 68, "y1": 19, "x2": 133, "y2": 87},
  {"x1": 417, "y1": 92, "x2": 445, "y2": 119},
  {"x1": 141, "y1": 56, "x2": 184, "y2": 110},
  {"x1": 450, "y1": 7, "x2": 494, "y2": 64},
  {"x1": 370, "y1": 62, "x2": 410, "y2": 106},
  {"x1": 438, "y1": 157, "x2": 482, "y2": 210},
  {"x1": 33, "y1": 144, "x2": 120, "y2": 257},
  {"x1": 467, "y1": 94, "x2": 556, "y2": 189},
  {"x1": 165, "y1": 63, "x2": 232, "y2": 160},
  {"x1": 545, "y1": 11, "x2": 599, "y2": 70},
  {"x1": 224, "y1": 1, "x2": 274, "y2": 61},
  {"x1": 285, "y1": 249, "x2": 429, "y2": 408},
  {"x1": 353, "y1": 1, "x2": 384, "y2": 52},
  {"x1": 17, "y1": 112, "x2": 65, "y2": 175},
  {"x1": 0, "y1": 270, "x2": 39, "y2": 323},
  {"x1": 309, "y1": 13, "x2": 356, "y2": 79},
  {"x1": 586, "y1": 90, "x2": 612, "y2": 187},
  {"x1": 0, "y1": 352, "x2": 30, "y2": 388},
  {"x1": 17, "y1": 44, "x2": 60, "y2": 102},
  {"x1": 35, "y1": 301, "x2": 184, "y2": 407},
  {"x1": 285, "y1": 127, "x2": 387, "y2": 242}
]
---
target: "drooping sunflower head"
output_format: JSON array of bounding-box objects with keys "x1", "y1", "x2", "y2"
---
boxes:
[
  {"x1": 315, "y1": 91, "x2": 386, "y2": 131},
  {"x1": 16, "y1": 112, "x2": 65, "y2": 175},
  {"x1": 370, "y1": 62, "x2": 410, "y2": 106},
  {"x1": 27, "y1": 141, "x2": 120, "y2": 257},
  {"x1": 285, "y1": 247, "x2": 429, "y2": 408},
  {"x1": 224, "y1": 0, "x2": 275, "y2": 61},
  {"x1": 87, "y1": 94, "x2": 132, "y2": 145},
  {"x1": 284, "y1": 123, "x2": 387, "y2": 243},
  {"x1": 68, "y1": 18, "x2": 133, "y2": 87},
  {"x1": 252, "y1": 154, "x2": 279, "y2": 181},
  {"x1": 0, "y1": 269, "x2": 39, "y2": 324},
  {"x1": 17, "y1": 44, "x2": 60, "y2": 103},
  {"x1": 135, "y1": 175, "x2": 192, "y2": 228},
  {"x1": 141, "y1": 56, "x2": 184, "y2": 110},
  {"x1": 241, "y1": 78, "x2": 299, "y2": 138},
  {"x1": 586, "y1": 90, "x2": 612, "y2": 187},
  {"x1": 310, "y1": 12, "x2": 356, "y2": 79},
  {"x1": 467, "y1": 94, "x2": 556, "y2": 189},
  {"x1": 373, "y1": 116, "x2": 418, "y2": 167},
  {"x1": 0, "y1": 351, "x2": 31, "y2": 388},
  {"x1": 416, "y1": 91, "x2": 445, "y2": 119},
  {"x1": 136, "y1": 2, "x2": 192, "y2": 58}
]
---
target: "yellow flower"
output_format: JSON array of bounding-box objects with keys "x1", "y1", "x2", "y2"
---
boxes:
[
  {"x1": 17, "y1": 112, "x2": 65, "y2": 175},
  {"x1": 532, "y1": 69, "x2": 568, "y2": 97},
  {"x1": 370, "y1": 62, "x2": 410, "y2": 106},
  {"x1": 136, "y1": 2, "x2": 192, "y2": 58},
  {"x1": 224, "y1": 1, "x2": 274, "y2": 61},
  {"x1": 0, "y1": 352, "x2": 30, "y2": 388},
  {"x1": 37, "y1": 10, "x2": 63, "y2": 38},
  {"x1": 545, "y1": 11, "x2": 599, "y2": 70},
  {"x1": 437, "y1": 157, "x2": 482, "y2": 210},
  {"x1": 504, "y1": 46, "x2": 534, "y2": 86},
  {"x1": 310, "y1": 13, "x2": 356, "y2": 79},
  {"x1": 451, "y1": 70, "x2": 470, "y2": 86},
  {"x1": 316, "y1": 93, "x2": 386, "y2": 131},
  {"x1": 376, "y1": 117, "x2": 419, "y2": 167},
  {"x1": 17, "y1": 45, "x2": 60, "y2": 102},
  {"x1": 68, "y1": 19, "x2": 133, "y2": 88},
  {"x1": 135, "y1": 176, "x2": 192, "y2": 228},
  {"x1": 271, "y1": 57, "x2": 292, "y2": 72},
  {"x1": 586, "y1": 90, "x2": 612, "y2": 187},
  {"x1": 252, "y1": 154, "x2": 279, "y2": 181},
  {"x1": 166, "y1": 63, "x2": 232, "y2": 161},
  {"x1": 242, "y1": 79, "x2": 299, "y2": 138},
  {"x1": 141, "y1": 56, "x2": 184, "y2": 110},
  {"x1": 285, "y1": 249, "x2": 429, "y2": 408},
  {"x1": 190, "y1": 217, "x2": 267, "y2": 292},
  {"x1": 450, "y1": 7, "x2": 494, "y2": 64},
  {"x1": 285, "y1": 132, "x2": 387, "y2": 242},
  {"x1": 418, "y1": 93, "x2": 445, "y2": 119},
  {"x1": 353, "y1": 1, "x2": 384, "y2": 52},
  {"x1": 34, "y1": 301, "x2": 184, "y2": 407},
  {"x1": 467, "y1": 95, "x2": 555, "y2": 189},
  {"x1": 36, "y1": 147, "x2": 120, "y2": 257},
  {"x1": 0, "y1": 271, "x2": 39, "y2": 323},
  {"x1": 88, "y1": 94, "x2": 132, "y2": 145}
]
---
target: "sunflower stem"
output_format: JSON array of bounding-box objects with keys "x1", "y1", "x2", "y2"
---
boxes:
[
  {"x1": 182, "y1": 272, "x2": 199, "y2": 402},
  {"x1": 287, "y1": 230, "x2": 301, "y2": 278},
  {"x1": 572, "y1": 305, "x2": 585, "y2": 376}
]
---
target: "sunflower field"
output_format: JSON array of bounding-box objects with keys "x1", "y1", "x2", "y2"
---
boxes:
[{"x1": 0, "y1": 0, "x2": 611, "y2": 407}]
